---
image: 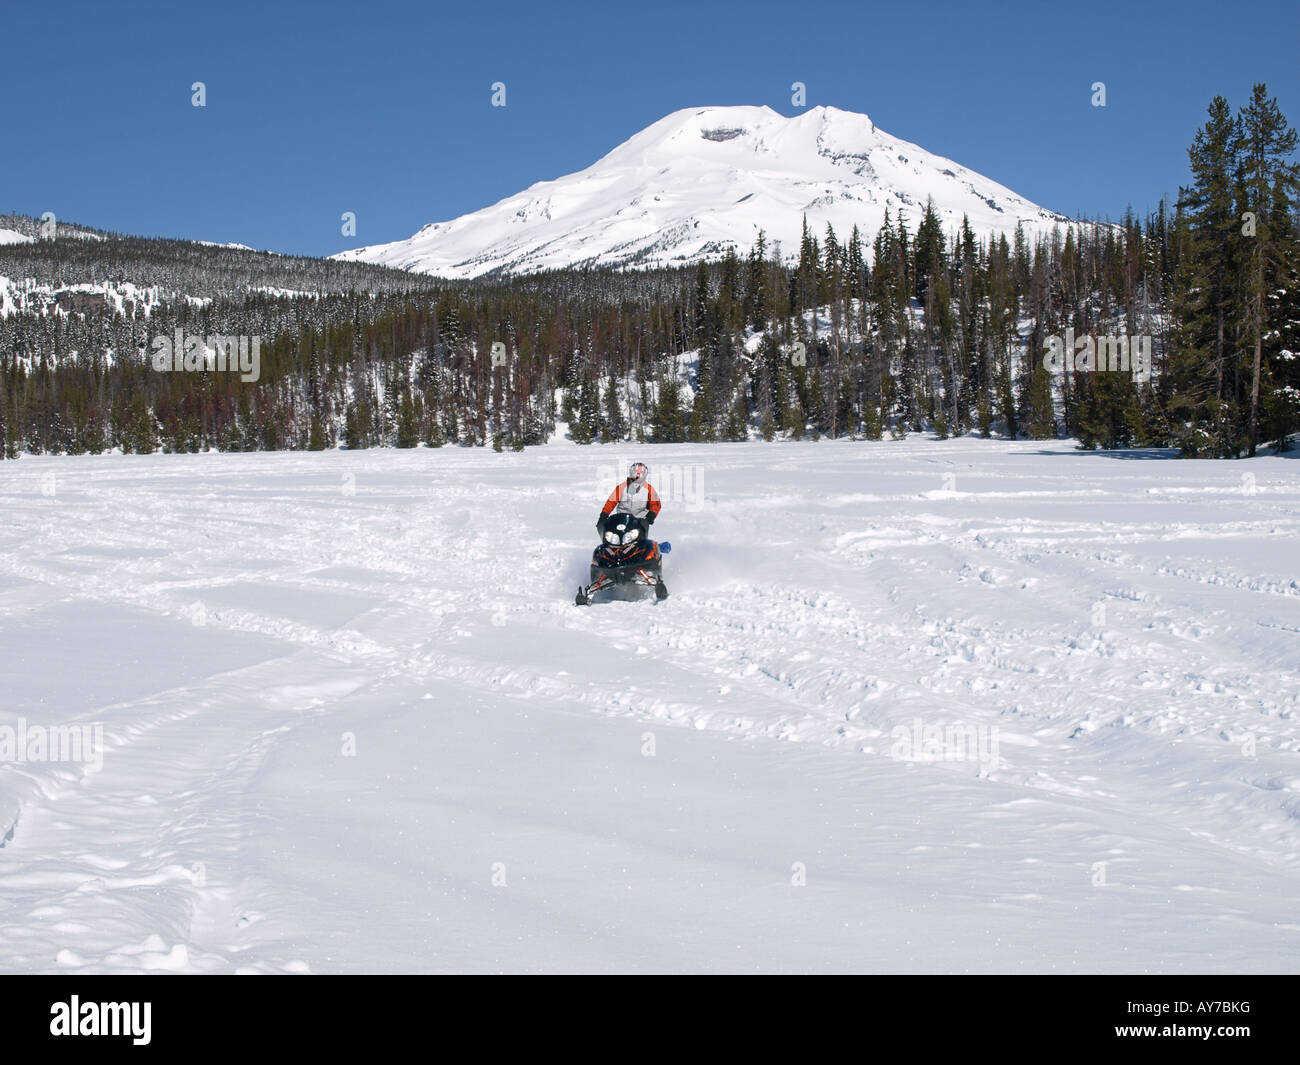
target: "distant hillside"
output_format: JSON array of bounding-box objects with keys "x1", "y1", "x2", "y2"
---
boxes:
[{"x1": 0, "y1": 213, "x2": 443, "y2": 303}]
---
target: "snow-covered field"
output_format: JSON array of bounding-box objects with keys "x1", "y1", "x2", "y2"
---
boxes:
[{"x1": 1, "y1": 438, "x2": 1297, "y2": 974}]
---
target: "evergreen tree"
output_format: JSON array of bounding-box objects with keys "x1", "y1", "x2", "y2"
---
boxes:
[
  {"x1": 602, "y1": 371, "x2": 627, "y2": 443},
  {"x1": 651, "y1": 371, "x2": 685, "y2": 443},
  {"x1": 570, "y1": 374, "x2": 599, "y2": 445},
  {"x1": 1237, "y1": 83, "x2": 1300, "y2": 453},
  {"x1": 1169, "y1": 96, "x2": 1247, "y2": 456},
  {"x1": 395, "y1": 389, "x2": 420, "y2": 448}
]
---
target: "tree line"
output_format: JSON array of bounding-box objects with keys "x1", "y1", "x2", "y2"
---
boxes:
[{"x1": 2, "y1": 85, "x2": 1296, "y2": 460}]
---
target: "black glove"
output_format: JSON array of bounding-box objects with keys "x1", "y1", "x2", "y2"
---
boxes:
[
  {"x1": 596, "y1": 514, "x2": 607, "y2": 534},
  {"x1": 645, "y1": 511, "x2": 657, "y2": 525}
]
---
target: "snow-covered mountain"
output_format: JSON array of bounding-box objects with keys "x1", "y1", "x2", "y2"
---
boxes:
[{"x1": 334, "y1": 104, "x2": 1073, "y2": 278}]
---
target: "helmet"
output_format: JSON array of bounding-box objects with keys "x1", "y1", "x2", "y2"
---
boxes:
[{"x1": 628, "y1": 462, "x2": 649, "y2": 484}]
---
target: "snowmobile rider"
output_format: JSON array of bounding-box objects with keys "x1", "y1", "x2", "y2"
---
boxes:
[{"x1": 598, "y1": 462, "x2": 662, "y2": 536}]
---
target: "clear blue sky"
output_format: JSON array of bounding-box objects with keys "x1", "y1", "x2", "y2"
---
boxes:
[{"x1": 4, "y1": 0, "x2": 1295, "y2": 258}]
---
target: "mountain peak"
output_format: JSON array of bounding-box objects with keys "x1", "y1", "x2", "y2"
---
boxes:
[{"x1": 333, "y1": 105, "x2": 1068, "y2": 279}]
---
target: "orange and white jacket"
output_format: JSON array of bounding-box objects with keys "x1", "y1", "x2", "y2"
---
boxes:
[{"x1": 601, "y1": 480, "x2": 662, "y2": 521}]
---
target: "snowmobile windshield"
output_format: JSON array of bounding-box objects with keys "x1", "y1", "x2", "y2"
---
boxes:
[{"x1": 603, "y1": 512, "x2": 646, "y2": 546}]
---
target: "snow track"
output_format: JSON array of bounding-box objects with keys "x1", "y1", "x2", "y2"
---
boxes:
[{"x1": 1, "y1": 439, "x2": 1297, "y2": 972}]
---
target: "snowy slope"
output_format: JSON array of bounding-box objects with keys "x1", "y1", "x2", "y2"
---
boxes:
[
  {"x1": 332, "y1": 105, "x2": 1073, "y2": 278},
  {"x1": 0, "y1": 276, "x2": 182, "y2": 322},
  {"x1": 1, "y1": 440, "x2": 1298, "y2": 973}
]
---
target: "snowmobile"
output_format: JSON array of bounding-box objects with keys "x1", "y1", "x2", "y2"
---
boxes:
[{"x1": 574, "y1": 511, "x2": 670, "y2": 605}]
